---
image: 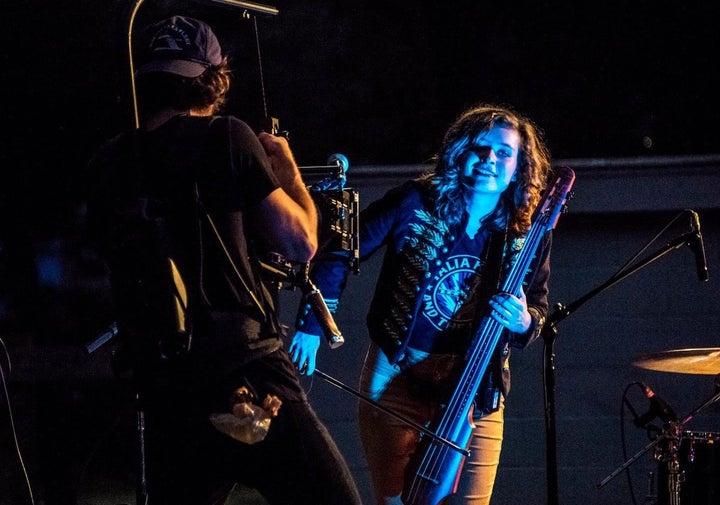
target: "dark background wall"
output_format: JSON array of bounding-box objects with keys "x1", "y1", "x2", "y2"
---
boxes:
[
  {"x1": 1, "y1": 0, "x2": 719, "y2": 504},
  {"x1": 2, "y1": 0, "x2": 719, "y2": 232}
]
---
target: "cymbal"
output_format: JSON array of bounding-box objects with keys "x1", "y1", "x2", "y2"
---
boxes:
[{"x1": 632, "y1": 348, "x2": 720, "y2": 375}]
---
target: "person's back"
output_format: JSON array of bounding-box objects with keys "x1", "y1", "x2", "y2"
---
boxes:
[
  {"x1": 89, "y1": 113, "x2": 284, "y2": 366},
  {"x1": 85, "y1": 15, "x2": 361, "y2": 505}
]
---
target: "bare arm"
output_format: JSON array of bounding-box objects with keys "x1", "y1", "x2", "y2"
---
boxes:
[{"x1": 256, "y1": 132, "x2": 318, "y2": 262}]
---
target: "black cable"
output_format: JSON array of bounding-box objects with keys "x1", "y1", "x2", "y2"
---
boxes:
[
  {"x1": 0, "y1": 336, "x2": 36, "y2": 505},
  {"x1": 620, "y1": 381, "x2": 660, "y2": 505}
]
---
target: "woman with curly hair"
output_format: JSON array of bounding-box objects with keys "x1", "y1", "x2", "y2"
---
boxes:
[{"x1": 292, "y1": 103, "x2": 553, "y2": 504}]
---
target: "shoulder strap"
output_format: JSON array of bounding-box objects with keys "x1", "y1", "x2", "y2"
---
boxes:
[
  {"x1": 194, "y1": 184, "x2": 268, "y2": 320},
  {"x1": 189, "y1": 117, "x2": 282, "y2": 334}
]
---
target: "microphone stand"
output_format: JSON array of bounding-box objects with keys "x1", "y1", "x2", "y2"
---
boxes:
[
  {"x1": 542, "y1": 228, "x2": 699, "y2": 505},
  {"x1": 313, "y1": 368, "x2": 470, "y2": 456}
]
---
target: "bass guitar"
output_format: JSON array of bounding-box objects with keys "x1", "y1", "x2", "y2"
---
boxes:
[{"x1": 402, "y1": 165, "x2": 576, "y2": 505}]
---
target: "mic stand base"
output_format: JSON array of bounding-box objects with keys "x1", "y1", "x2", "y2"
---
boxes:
[{"x1": 542, "y1": 320, "x2": 560, "y2": 505}]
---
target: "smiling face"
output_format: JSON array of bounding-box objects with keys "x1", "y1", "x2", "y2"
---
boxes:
[{"x1": 459, "y1": 125, "x2": 521, "y2": 196}]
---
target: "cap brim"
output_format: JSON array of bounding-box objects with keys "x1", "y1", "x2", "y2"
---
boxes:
[{"x1": 135, "y1": 59, "x2": 209, "y2": 78}]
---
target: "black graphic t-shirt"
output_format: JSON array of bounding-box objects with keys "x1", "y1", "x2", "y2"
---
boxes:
[{"x1": 410, "y1": 228, "x2": 491, "y2": 354}]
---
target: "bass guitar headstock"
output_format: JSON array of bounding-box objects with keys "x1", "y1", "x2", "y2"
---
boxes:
[{"x1": 535, "y1": 165, "x2": 576, "y2": 231}]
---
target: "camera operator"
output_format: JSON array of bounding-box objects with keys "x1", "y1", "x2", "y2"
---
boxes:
[{"x1": 85, "y1": 15, "x2": 361, "y2": 505}]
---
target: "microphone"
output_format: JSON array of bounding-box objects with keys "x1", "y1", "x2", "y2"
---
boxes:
[
  {"x1": 304, "y1": 282, "x2": 344, "y2": 349},
  {"x1": 689, "y1": 211, "x2": 709, "y2": 282},
  {"x1": 635, "y1": 383, "x2": 677, "y2": 427}
]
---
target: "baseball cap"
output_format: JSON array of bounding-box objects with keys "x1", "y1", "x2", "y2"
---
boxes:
[{"x1": 135, "y1": 16, "x2": 223, "y2": 78}]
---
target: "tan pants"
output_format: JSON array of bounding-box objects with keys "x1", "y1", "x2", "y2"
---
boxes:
[{"x1": 359, "y1": 342, "x2": 504, "y2": 505}]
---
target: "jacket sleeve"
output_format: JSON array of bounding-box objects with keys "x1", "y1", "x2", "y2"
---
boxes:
[
  {"x1": 509, "y1": 230, "x2": 552, "y2": 349},
  {"x1": 295, "y1": 182, "x2": 416, "y2": 335}
]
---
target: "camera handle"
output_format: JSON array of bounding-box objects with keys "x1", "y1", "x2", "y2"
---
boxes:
[{"x1": 259, "y1": 259, "x2": 344, "y2": 348}]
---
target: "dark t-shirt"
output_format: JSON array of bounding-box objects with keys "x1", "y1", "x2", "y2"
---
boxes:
[
  {"x1": 411, "y1": 228, "x2": 491, "y2": 353},
  {"x1": 86, "y1": 114, "x2": 284, "y2": 371}
]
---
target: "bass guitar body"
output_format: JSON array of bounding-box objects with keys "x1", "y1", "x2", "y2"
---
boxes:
[
  {"x1": 401, "y1": 166, "x2": 576, "y2": 505},
  {"x1": 402, "y1": 404, "x2": 475, "y2": 505}
]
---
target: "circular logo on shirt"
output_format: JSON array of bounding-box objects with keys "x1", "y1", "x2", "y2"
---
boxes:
[{"x1": 421, "y1": 254, "x2": 482, "y2": 331}]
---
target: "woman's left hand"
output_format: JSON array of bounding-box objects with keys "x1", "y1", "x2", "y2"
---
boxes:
[
  {"x1": 489, "y1": 290, "x2": 531, "y2": 334},
  {"x1": 289, "y1": 330, "x2": 321, "y2": 375}
]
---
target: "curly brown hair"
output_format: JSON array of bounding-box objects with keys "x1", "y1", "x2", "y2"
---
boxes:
[
  {"x1": 423, "y1": 103, "x2": 552, "y2": 234},
  {"x1": 136, "y1": 57, "x2": 232, "y2": 117}
]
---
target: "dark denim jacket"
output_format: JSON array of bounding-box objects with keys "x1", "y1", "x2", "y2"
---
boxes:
[{"x1": 296, "y1": 180, "x2": 551, "y2": 408}]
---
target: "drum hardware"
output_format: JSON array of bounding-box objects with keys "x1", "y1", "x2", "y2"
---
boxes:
[
  {"x1": 598, "y1": 373, "x2": 720, "y2": 505},
  {"x1": 655, "y1": 422, "x2": 685, "y2": 505},
  {"x1": 643, "y1": 470, "x2": 657, "y2": 505},
  {"x1": 656, "y1": 430, "x2": 720, "y2": 505},
  {"x1": 541, "y1": 209, "x2": 707, "y2": 505}
]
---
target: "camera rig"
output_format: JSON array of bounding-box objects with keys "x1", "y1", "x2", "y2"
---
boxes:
[
  {"x1": 262, "y1": 152, "x2": 359, "y2": 273},
  {"x1": 259, "y1": 153, "x2": 359, "y2": 349},
  {"x1": 300, "y1": 153, "x2": 360, "y2": 273},
  {"x1": 260, "y1": 118, "x2": 359, "y2": 273}
]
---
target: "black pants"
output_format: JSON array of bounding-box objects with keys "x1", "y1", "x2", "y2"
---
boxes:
[{"x1": 141, "y1": 348, "x2": 362, "y2": 505}]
